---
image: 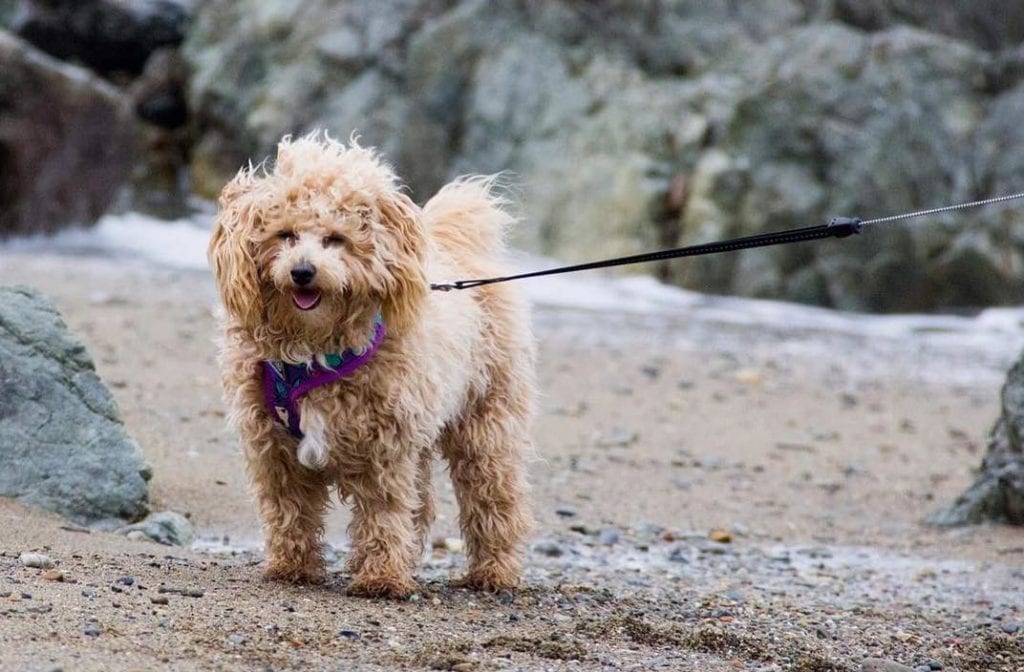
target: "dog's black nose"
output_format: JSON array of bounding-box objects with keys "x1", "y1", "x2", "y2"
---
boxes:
[{"x1": 290, "y1": 263, "x2": 317, "y2": 286}]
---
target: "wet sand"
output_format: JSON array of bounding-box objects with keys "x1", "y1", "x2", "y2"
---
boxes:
[{"x1": 1, "y1": 252, "x2": 1022, "y2": 671}]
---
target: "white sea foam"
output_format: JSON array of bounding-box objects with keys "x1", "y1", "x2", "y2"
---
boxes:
[{"x1": 3, "y1": 211, "x2": 214, "y2": 271}]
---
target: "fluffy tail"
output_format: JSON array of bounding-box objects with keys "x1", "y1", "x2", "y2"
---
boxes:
[{"x1": 423, "y1": 176, "x2": 514, "y2": 261}]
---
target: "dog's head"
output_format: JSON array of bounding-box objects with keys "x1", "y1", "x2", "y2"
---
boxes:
[{"x1": 208, "y1": 133, "x2": 428, "y2": 341}]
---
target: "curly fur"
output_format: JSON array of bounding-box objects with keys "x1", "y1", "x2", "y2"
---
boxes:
[{"x1": 209, "y1": 132, "x2": 535, "y2": 597}]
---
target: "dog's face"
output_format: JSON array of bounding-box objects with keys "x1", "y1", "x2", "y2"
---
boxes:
[{"x1": 208, "y1": 134, "x2": 427, "y2": 340}]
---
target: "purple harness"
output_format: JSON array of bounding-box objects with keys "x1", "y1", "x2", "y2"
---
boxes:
[{"x1": 261, "y1": 316, "x2": 385, "y2": 438}]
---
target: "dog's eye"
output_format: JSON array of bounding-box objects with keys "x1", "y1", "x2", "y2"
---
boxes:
[
  {"x1": 276, "y1": 231, "x2": 297, "y2": 242},
  {"x1": 322, "y1": 235, "x2": 345, "y2": 248}
]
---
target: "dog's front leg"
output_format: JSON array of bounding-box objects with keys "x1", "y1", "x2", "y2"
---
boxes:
[
  {"x1": 345, "y1": 447, "x2": 420, "y2": 599},
  {"x1": 244, "y1": 428, "x2": 332, "y2": 584}
]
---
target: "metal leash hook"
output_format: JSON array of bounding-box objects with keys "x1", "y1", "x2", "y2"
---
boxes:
[{"x1": 826, "y1": 217, "x2": 863, "y2": 237}]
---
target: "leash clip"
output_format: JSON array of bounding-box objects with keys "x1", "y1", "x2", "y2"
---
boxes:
[{"x1": 827, "y1": 216, "x2": 863, "y2": 238}]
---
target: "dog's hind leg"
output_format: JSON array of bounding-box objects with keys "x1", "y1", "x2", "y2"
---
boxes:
[
  {"x1": 441, "y1": 372, "x2": 533, "y2": 591},
  {"x1": 413, "y1": 450, "x2": 436, "y2": 558}
]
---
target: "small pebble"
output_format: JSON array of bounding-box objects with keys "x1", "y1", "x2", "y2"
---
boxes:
[
  {"x1": 226, "y1": 633, "x2": 246, "y2": 646},
  {"x1": 734, "y1": 369, "x2": 762, "y2": 385},
  {"x1": 1001, "y1": 621, "x2": 1020, "y2": 634},
  {"x1": 532, "y1": 540, "x2": 566, "y2": 557},
  {"x1": 594, "y1": 428, "x2": 638, "y2": 448},
  {"x1": 116, "y1": 576, "x2": 134, "y2": 586},
  {"x1": 19, "y1": 552, "x2": 54, "y2": 569},
  {"x1": 151, "y1": 595, "x2": 169, "y2": 605},
  {"x1": 861, "y1": 659, "x2": 916, "y2": 672},
  {"x1": 555, "y1": 506, "x2": 577, "y2": 518},
  {"x1": 83, "y1": 624, "x2": 102, "y2": 637},
  {"x1": 598, "y1": 529, "x2": 620, "y2": 546},
  {"x1": 41, "y1": 570, "x2": 64, "y2": 582},
  {"x1": 668, "y1": 546, "x2": 690, "y2": 564},
  {"x1": 338, "y1": 629, "x2": 360, "y2": 639},
  {"x1": 709, "y1": 529, "x2": 732, "y2": 544}
]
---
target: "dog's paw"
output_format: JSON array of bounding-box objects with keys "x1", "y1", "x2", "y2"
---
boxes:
[
  {"x1": 347, "y1": 573, "x2": 417, "y2": 600},
  {"x1": 262, "y1": 562, "x2": 326, "y2": 585},
  {"x1": 451, "y1": 570, "x2": 520, "y2": 592}
]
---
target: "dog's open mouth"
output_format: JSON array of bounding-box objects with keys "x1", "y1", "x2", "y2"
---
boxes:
[{"x1": 291, "y1": 288, "x2": 322, "y2": 311}]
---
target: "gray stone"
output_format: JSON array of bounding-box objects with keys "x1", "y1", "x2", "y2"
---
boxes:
[
  {"x1": 532, "y1": 539, "x2": 567, "y2": 558},
  {"x1": 0, "y1": 286, "x2": 150, "y2": 523},
  {"x1": 117, "y1": 511, "x2": 194, "y2": 546},
  {"x1": 0, "y1": 31, "x2": 135, "y2": 237},
  {"x1": 931, "y1": 348, "x2": 1024, "y2": 526},
  {"x1": 19, "y1": 552, "x2": 54, "y2": 569},
  {"x1": 861, "y1": 659, "x2": 916, "y2": 672}
]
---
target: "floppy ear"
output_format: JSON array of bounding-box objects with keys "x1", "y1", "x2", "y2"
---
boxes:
[
  {"x1": 208, "y1": 175, "x2": 263, "y2": 328},
  {"x1": 375, "y1": 192, "x2": 428, "y2": 335}
]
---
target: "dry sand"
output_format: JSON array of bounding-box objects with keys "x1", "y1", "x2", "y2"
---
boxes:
[{"x1": 1, "y1": 252, "x2": 1022, "y2": 671}]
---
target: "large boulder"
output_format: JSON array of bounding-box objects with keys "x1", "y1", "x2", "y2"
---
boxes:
[
  {"x1": 12, "y1": 0, "x2": 194, "y2": 76},
  {"x1": 0, "y1": 286, "x2": 150, "y2": 524},
  {"x1": 931, "y1": 350, "x2": 1024, "y2": 526},
  {"x1": 182, "y1": 0, "x2": 1024, "y2": 311},
  {"x1": 0, "y1": 30, "x2": 135, "y2": 237}
]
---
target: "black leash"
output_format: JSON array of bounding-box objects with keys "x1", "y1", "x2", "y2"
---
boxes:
[{"x1": 430, "y1": 191, "x2": 1024, "y2": 292}]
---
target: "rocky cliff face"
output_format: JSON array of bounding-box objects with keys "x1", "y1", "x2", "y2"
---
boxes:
[
  {"x1": 0, "y1": 31, "x2": 135, "y2": 237},
  {"x1": 181, "y1": 1, "x2": 1024, "y2": 312}
]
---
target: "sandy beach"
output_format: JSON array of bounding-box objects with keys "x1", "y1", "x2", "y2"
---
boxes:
[{"x1": 1, "y1": 247, "x2": 1023, "y2": 671}]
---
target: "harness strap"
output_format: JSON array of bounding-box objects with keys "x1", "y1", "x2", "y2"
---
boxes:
[{"x1": 262, "y1": 317, "x2": 386, "y2": 438}]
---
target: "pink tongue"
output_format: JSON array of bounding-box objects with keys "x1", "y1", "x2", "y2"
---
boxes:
[{"x1": 292, "y1": 289, "x2": 321, "y2": 310}]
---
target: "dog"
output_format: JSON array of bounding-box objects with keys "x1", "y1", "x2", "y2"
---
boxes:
[{"x1": 208, "y1": 132, "x2": 535, "y2": 597}]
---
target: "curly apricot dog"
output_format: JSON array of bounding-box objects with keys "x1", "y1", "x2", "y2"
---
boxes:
[{"x1": 209, "y1": 133, "x2": 534, "y2": 597}]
